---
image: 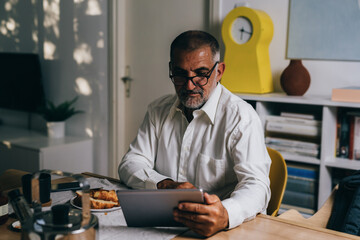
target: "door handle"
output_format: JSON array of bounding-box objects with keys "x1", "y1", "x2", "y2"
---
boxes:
[{"x1": 121, "y1": 66, "x2": 132, "y2": 97}]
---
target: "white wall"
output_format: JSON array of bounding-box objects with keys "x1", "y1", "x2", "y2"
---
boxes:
[
  {"x1": 2, "y1": 0, "x2": 359, "y2": 176},
  {"x1": 217, "y1": 0, "x2": 360, "y2": 96},
  {"x1": 0, "y1": 0, "x2": 108, "y2": 175},
  {"x1": 122, "y1": 0, "x2": 209, "y2": 150}
]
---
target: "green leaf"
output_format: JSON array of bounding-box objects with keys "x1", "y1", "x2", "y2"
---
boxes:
[{"x1": 38, "y1": 96, "x2": 84, "y2": 121}]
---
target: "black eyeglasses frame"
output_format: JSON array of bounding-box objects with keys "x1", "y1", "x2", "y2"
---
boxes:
[{"x1": 169, "y1": 61, "x2": 219, "y2": 87}]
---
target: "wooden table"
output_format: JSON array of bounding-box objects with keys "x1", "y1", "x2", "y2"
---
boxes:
[
  {"x1": 1, "y1": 170, "x2": 360, "y2": 240},
  {"x1": 175, "y1": 214, "x2": 360, "y2": 240},
  {"x1": 3, "y1": 214, "x2": 359, "y2": 240}
]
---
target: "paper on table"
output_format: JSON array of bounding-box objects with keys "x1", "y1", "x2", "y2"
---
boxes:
[{"x1": 94, "y1": 209, "x2": 188, "y2": 240}]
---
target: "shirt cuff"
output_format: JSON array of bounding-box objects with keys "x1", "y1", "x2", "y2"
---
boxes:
[
  {"x1": 222, "y1": 198, "x2": 248, "y2": 229},
  {"x1": 144, "y1": 171, "x2": 171, "y2": 189},
  {"x1": 222, "y1": 198, "x2": 261, "y2": 229}
]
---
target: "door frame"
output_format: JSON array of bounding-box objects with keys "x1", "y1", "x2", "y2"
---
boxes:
[
  {"x1": 108, "y1": 0, "x2": 217, "y2": 178},
  {"x1": 108, "y1": 0, "x2": 126, "y2": 178}
]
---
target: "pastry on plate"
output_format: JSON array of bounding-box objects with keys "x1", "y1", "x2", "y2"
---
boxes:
[{"x1": 75, "y1": 189, "x2": 120, "y2": 209}]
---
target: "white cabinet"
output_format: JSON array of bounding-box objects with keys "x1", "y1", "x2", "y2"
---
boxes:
[
  {"x1": 237, "y1": 93, "x2": 360, "y2": 208},
  {"x1": 0, "y1": 126, "x2": 93, "y2": 175}
]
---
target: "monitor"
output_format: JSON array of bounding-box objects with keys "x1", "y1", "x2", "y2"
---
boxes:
[{"x1": 0, "y1": 52, "x2": 45, "y2": 113}]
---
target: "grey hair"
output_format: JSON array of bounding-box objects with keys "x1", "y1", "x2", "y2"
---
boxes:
[{"x1": 170, "y1": 30, "x2": 220, "y2": 62}]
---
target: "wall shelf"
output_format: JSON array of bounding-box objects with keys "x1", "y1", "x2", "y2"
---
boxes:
[
  {"x1": 325, "y1": 158, "x2": 360, "y2": 170},
  {"x1": 237, "y1": 92, "x2": 360, "y2": 209}
]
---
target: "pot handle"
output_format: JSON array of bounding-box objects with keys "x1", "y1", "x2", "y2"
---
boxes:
[{"x1": 31, "y1": 170, "x2": 91, "y2": 226}]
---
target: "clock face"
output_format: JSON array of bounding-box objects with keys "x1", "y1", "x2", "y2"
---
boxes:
[{"x1": 231, "y1": 17, "x2": 253, "y2": 44}]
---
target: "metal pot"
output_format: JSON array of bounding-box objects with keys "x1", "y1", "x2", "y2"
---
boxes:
[{"x1": 21, "y1": 170, "x2": 99, "y2": 240}]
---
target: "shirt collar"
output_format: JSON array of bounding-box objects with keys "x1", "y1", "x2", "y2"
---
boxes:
[
  {"x1": 169, "y1": 97, "x2": 182, "y2": 120},
  {"x1": 196, "y1": 83, "x2": 222, "y2": 124},
  {"x1": 168, "y1": 84, "x2": 222, "y2": 124}
]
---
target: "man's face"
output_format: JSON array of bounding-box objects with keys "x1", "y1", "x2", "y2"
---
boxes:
[{"x1": 171, "y1": 47, "x2": 224, "y2": 110}]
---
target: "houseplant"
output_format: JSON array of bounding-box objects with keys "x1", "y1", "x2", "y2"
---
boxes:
[{"x1": 39, "y1": 97, "x2": 83, "y2": 138}]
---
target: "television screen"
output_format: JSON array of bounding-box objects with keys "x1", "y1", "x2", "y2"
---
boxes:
[{"x1": 0, "y1": 53, "x2": 45, "y2": 112}]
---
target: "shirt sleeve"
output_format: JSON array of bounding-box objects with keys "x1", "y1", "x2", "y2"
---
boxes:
[
  {"x1": 118, "y1": 107, "x2": 170, "y2": 189},
  {"x1": 221, "y1": 111, "x2": 271, "y2": 229}
]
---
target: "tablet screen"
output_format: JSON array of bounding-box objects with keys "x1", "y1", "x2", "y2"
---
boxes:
[{"x1": 117, "y1": 189, "x2": 204, "y2": 227}]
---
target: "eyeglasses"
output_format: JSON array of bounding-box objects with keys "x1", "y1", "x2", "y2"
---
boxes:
[{"x1": 169, "y1": 61, "x2": 219, "y2": 87}]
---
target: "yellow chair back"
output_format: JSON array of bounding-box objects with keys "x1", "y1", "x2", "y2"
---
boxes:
[{"x1": 267, "y1": 147, "x2": 287, "y2": 216}]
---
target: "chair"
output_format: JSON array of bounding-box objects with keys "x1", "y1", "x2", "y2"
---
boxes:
[
  {"x1": 278, "y1": 186, "x2": 338, "y2": 228},
  {"x1": 267, "y1": 147, "x2": 288, "y2": 216}
]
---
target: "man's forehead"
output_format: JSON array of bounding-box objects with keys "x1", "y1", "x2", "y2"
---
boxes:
[
  {"x1": 172, "y1": 47, "x2": 213, "y2": 67},
  {"x1": 173, "y1": 46, "x2": 211, "y2": 57}
]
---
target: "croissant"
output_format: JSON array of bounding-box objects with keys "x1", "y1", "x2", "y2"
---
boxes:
[{"x1": 75, "y1": 189, "x2": 119, "y2": 209}]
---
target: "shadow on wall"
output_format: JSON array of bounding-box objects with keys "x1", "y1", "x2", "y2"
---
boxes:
[{"x1": 0, "y1": 0, "x2": 107, "y2": 139}]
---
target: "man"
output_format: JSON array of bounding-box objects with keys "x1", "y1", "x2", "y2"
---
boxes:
[{"x1": 119, "y1": 30, "x2": 271, "y2": 237}]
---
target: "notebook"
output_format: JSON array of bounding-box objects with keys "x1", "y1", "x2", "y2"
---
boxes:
[{"x1": 117, "y1": 188, "x2": 204, "y2": 227}]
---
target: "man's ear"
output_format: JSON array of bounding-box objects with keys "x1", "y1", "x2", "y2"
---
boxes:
[{"x1": 216, "y1": 62, "x2": 225, "y2": 83}]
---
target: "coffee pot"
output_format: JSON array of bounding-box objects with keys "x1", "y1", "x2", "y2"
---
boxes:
[{"x1": 9, "y1": 170, "x2": 98, "y2": 240}]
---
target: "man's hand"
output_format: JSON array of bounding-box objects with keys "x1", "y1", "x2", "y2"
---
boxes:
[
  {"x1": 173, "y1": 192, "x2": 229, "y2": 237},
  {"x1": 157, "y1": 179, "x2": 196, "y2": 189}
]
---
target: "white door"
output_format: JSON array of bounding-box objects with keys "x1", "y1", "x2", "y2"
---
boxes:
[{"x1": 109, "y1": 0, "x2": 208, "y2": 178}]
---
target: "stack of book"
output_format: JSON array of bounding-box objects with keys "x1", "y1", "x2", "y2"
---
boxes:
[
  {"x1": 280, "y1": 163, "x2": 319, "y2": 216},
  {"x1": 265, "y1": 112, "x2": 321, "y2": 158},
  {"x1": 336, "y1": 109, "x2": 360, "y2": 160}
]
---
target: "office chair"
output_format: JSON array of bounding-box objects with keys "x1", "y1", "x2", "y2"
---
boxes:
[{"x1": 267, "y1": 147, "x2": 288, "y2": 216}]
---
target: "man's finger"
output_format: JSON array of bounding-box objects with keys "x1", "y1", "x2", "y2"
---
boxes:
[
  {"x1": 174, "y1": 209, "x2": 208, "y2": 222},
  {"x1": 178, "y1": 202, "x2": 209, "y2": 215},
  {"x1": 173, "y1": 215, "x2": 207, "y2": 236},
  {"x1": 204, "y1": 192, "x2": 219, "y2": 205}
]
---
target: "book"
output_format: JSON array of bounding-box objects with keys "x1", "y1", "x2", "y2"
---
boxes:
[
  {"x1": 266, "y1": 121, "x2": 321, "y2": 137},
  {"x1": 266, "y1": 144, "x2": 319, "y2": 158},
  {"x1": 280, "y1": 203, "x2": 315, "y2": 215},
  {"x1": 335, "y1": 109, "x2": 342, "y2": 157},
  {"x1": 338, "y1": 113, "x2": 350, "y2": 158},
  {"x1": 286, "y1": 175, "x2": 318, "y2": 194},
  {"x1": 265, "y1": 137, "x2": 320, "y2": 150},
  {"x1": 332, "y1": 87, "x2": 360, "y2": 103},
  {"x1": 354, "y1": 116, "x2": 360, "y2": 160},
  {"x1": 282, "y1": 190, "x2": 316, "y2": 209},
  {"x1": 349, "y1": 116, "x2": 355, "y2": 159},
  {"x1": 286, "y1": 163, "x2": 319, "y2": 179},
  {"x1": 280, "y1": 112, "x2": 315, "y2": 120},
  {"x1": 266, "y1": 115, "x2": 321, "y2": 126}
]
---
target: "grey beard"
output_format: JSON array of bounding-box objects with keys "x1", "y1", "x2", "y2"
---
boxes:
[{"x1": 179, "y1": 89, "x2": 205, "y2": 110}]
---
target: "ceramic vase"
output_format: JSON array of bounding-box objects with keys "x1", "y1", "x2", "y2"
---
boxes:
[
  {"x1": 46, "y1": 121, "x2": 65, "y2": 138},
  {"x1": 280, "y1": 59, "x2": 311, "y2": 96}
]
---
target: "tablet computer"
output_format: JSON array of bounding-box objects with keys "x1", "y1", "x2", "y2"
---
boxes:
[{"x1": 117, "y1": 189, "x2": 204, "y2": 227}]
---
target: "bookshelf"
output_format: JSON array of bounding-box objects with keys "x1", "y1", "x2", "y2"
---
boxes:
[{"x1": 237, "y1": 92, "x2": 360, "y2": 209}]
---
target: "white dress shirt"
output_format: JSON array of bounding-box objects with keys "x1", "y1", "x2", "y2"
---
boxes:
[{"x1": 119, "y1": 84, "x2": 271, "y2": 228}]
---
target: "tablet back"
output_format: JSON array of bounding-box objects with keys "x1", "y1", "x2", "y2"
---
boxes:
[{"x1": 117, "y1": 189, "x2": 204, "y2": 227}]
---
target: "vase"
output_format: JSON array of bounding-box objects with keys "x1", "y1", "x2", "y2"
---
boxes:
[
  {"x1": 280, "y1": 59, "x2": 311, "y2": 96},
  {"x1": 46, "y1": 121, "x2": 65, "y2": 138}
]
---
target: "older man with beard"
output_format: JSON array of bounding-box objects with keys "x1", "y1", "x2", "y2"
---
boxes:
[{"x1": 119, "y1": 30, "x2": 271, "y2": 237}]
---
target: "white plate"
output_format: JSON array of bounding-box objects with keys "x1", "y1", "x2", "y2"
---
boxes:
[{"x1": 70, "y1": 197, "x2": 121, "y2": 212}]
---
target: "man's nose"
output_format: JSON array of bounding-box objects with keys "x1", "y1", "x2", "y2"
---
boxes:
[{"x1": 185, "y1": 77, "x2": 197, "y2": 90}]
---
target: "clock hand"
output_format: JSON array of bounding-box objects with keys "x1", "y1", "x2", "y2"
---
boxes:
[
  {"x1": 242, "y1": 29, "x2": 252, "y2": 35},
  {"x1": 239, "y1": 27, "x2": 244, "y2": 40}
]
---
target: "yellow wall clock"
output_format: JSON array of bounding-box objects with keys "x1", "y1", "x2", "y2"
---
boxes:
[{"x1": 221, "y1": 7, "x2": 274, "y2": 94}]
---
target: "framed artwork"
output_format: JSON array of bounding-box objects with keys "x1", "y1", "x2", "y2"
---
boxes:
[{"x1": 287, "y1": 0, "x2": 360, "y2": 61}]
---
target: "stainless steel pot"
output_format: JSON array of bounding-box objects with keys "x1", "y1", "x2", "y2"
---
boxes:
[{"x1": 21, "y1": 170, "x2": 98, "y2": 240}]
